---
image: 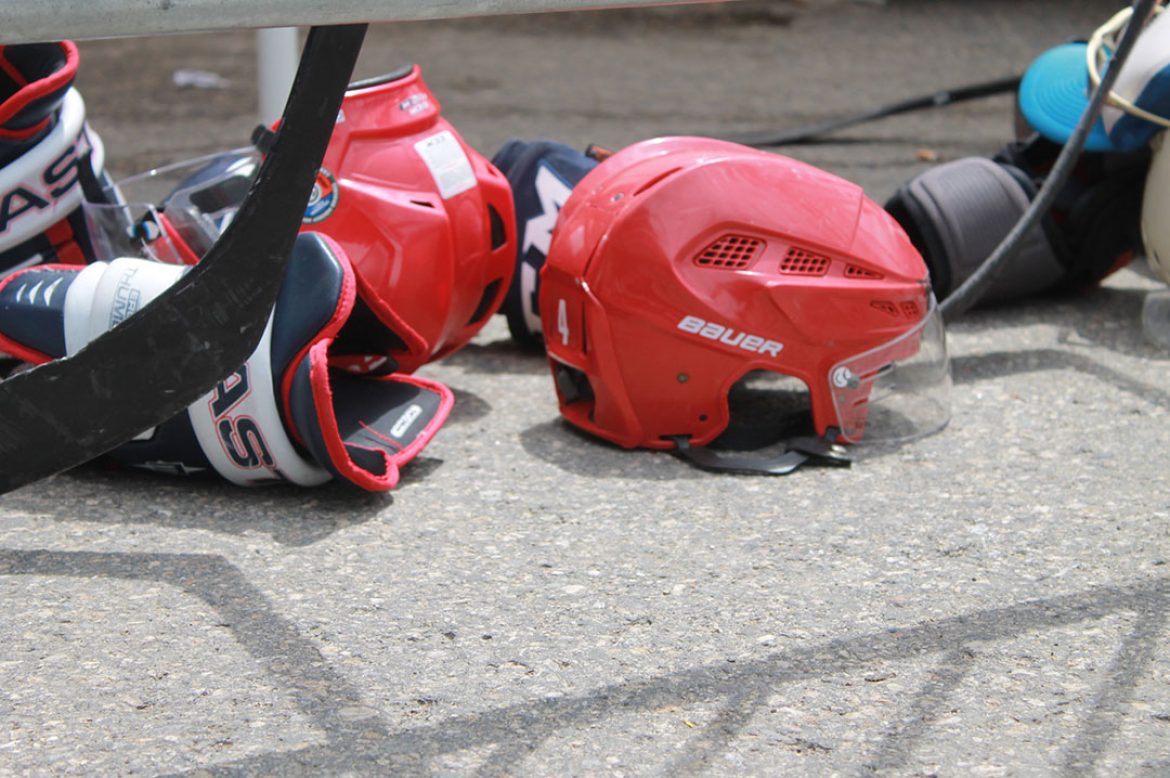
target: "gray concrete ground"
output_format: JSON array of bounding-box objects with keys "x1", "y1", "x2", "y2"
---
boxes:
[{"x1": 3, "y1": 1, "x2": 1170, "y2": 775}]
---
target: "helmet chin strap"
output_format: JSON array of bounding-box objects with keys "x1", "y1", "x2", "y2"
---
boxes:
[{"x1": 669, "y1": 430, "x2": 852, "y2": 476}]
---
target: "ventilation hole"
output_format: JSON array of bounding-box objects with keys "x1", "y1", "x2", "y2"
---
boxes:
[
  {"x1": 466, "y1": 278, "x2": 503, "y2": 326},
  {"x1": 844, "y1": 264, "x2": 884, "y2": 280},
  {"x1": 410, "y1": 199, "x2": 436, "y2": 209},
  {"x1": 487, "y1": 204, "x2": 507, "y2": 251},
  {"x1": 694, "y1": 235, "x2": 763, "y2": 270},
  {"x1": 779, "y1": 247, "x2": 831, "y2": 276},
  {"x1": 871, "y1": 300, "x2": 921, "y2": 319},
  {"x1": 554, "y1": 363, "x2": 594, "y2": 405}
]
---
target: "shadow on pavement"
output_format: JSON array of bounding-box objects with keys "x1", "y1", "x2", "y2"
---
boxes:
[
  {"x1": 3, "y1": 469, "x2": 389, "y2": 547},
  {"x1": 953, "y1": 348, "x2": 1170, "y2": 409},
  {"x1": 438, "y1": 337, "x2": 549, "y2": 377},
  {"x1": 518, "y1": 419, "x2": 703, "y2": 482},
  {"x1": 1, "y1": 548, "x2": 1165, "y2": 776}
]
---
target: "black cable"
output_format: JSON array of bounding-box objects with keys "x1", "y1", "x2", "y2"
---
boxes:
[
  {"x1": 724, "y1": 75, "x2": 1021, "y2": 147},
  {"x1": 940, "y1": 0, "x2": 1158, "y2": 322}
]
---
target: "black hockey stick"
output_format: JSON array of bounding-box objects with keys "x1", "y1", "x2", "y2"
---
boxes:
[{"x1": 0, "y1": 23, "x2": 368, "y2": 494}]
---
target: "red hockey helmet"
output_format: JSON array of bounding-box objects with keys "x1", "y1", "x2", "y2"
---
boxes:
[
  {"x1": 540, "y1": 137, "x2": 950, "y2": 471},
  {"x1": 300, "y1": 65, "x2": 516, "y2": 371},
  {"x1": 87, "y1": 65, "x2": 515, "y2": 374}
]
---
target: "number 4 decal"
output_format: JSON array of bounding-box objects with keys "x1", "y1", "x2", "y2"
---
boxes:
[{"x1": 557, "y1": 298, "x2": 570, "y2": 345}]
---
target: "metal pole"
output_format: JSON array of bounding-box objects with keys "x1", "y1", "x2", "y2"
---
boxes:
[
  {"x1": 0, "y1": 0, "x2": 711, "y2": 43},
  {"x1": 256, "y1": 27, "x2": 300, "y2": 127}
]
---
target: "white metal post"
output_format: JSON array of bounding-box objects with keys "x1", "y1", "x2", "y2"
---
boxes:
[{"x1": 256, "y1": 27, "x2": 301, "y2": 127}]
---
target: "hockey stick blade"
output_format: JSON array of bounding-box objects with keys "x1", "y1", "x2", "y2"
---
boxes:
[{"x1": 0, "y1": 24, "x2": 368, "y2": 494}]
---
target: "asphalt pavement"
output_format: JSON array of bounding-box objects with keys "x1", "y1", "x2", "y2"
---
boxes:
[{"x1": 2, "y1": 1, "x2": 1169, "y2": 775}]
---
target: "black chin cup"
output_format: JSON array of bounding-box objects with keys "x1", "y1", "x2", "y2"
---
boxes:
[
  {"x1": 885, "y1": 135, "x2": 1148, "y2": 306},
  {"x1": 669, "y1": 432, "x2": 852, "y2": 476}
]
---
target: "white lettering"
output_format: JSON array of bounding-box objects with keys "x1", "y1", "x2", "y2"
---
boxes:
[
  {"x1": 522, "y1": 165, "x2": 574, "y2": 256},
  {"x1": 719, "y1": 330, "x2": 745, "y2": 347},
  {"x1": 557, "y1": 298, "x2": 570, "y2": 346},
  {"x1": 521, "y1": 262, "x2": 541, "y2": 335},
  {"x1": 675, "y1": 315, "x2": 784, "y2": 358},
  {"x1": 759, "y1": 340, "x2": 783, "y2": 357},
  {"x1": 699, "y1": 322, "x2": 723, "y2": 339},
  {"x1": 110, "y1": 268, "x2": 142, "y2": 327},
  {"x1": 391, "y1": 404, "x2": 423, "y2": 438}
]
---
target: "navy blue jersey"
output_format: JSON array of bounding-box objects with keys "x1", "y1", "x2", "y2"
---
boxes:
[{"x1": 491, "y1": 139, "x2": 599, "y2": 349}]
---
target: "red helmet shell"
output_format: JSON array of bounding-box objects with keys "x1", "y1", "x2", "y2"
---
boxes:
[
  {"x1": 540, "y1": 137, "x2": 933, "y2": 449},
  {"x1": 304, "y1": 65, "x2": 516, "y2": 372}
]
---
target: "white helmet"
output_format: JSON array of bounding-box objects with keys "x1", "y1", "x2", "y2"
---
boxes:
[{"x1": 1143, "y1": 131, "x2": 1170, "y2": 284}]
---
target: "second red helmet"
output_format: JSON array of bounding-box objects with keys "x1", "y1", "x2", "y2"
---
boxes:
[
  {"x1": 92, "y1": 65, "x2": 516, "y2": 374},
  {"x1": 539, "y1": 137, "x2": 951, "y2": 471},
  {"x1": 303, "y1": 65, "x2": 516, "y2": 372}
]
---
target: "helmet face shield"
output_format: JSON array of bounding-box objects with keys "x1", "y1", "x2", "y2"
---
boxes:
[
  {"x1": 829, "y1": 294, "x2": 951, "y2": 444},
  {"x1": 82, "y1": 148, "x2": 258, "y2": 264},
  {"x1": 149, "y1": 151, "x2": 257, "y2": 257},
  {"x1": 81, "y1": 200, "x2": 169, "y2": 263}
]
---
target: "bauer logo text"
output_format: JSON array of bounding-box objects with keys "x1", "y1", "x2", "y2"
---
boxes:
[{"x1": 677, "y1": 315, "x2": 783, "y2": 357}]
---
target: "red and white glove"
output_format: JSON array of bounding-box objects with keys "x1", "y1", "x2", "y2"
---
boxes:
[
  {"x1": 0, "y1": 232, "x2": 452, "y2": 490},
  {"x1": 0, "y1": 41, "x2": 108, "y2": 273}
]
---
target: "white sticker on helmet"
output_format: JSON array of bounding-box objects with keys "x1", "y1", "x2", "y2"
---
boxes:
[{"x1": 414, "y1": 130, "x2": 477, "y2": 199}]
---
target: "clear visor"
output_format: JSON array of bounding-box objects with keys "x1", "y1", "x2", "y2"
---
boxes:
[
  {"x1": 829, "y1": 294, "x2": 951, "y2": 445},
  {"x1": 82, "y1": 147, "x2": 259, "y2": 263}
]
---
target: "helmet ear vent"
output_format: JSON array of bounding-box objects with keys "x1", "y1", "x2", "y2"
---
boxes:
[
  {"x1": 554, "y1": 363, "x2": 595, "y2": 405},
  {"x1": 487, "y1": 204, "x2": 507, "y2": 250},
  {"x1": 780, "y1": 246, "x2": 831, "y2": 276},
  {"x1": 845, "y1": 264, "x2": 884, "y2": 280},
  {"x1": 694, "y1": 234, "x2": 763, "y2": 269},
  {"x1": 871, "y1": 300, "x2": 922, "y2": 319},
  {"x1": 466, "y1": 278, "x2": 503, "y2": 325}
]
